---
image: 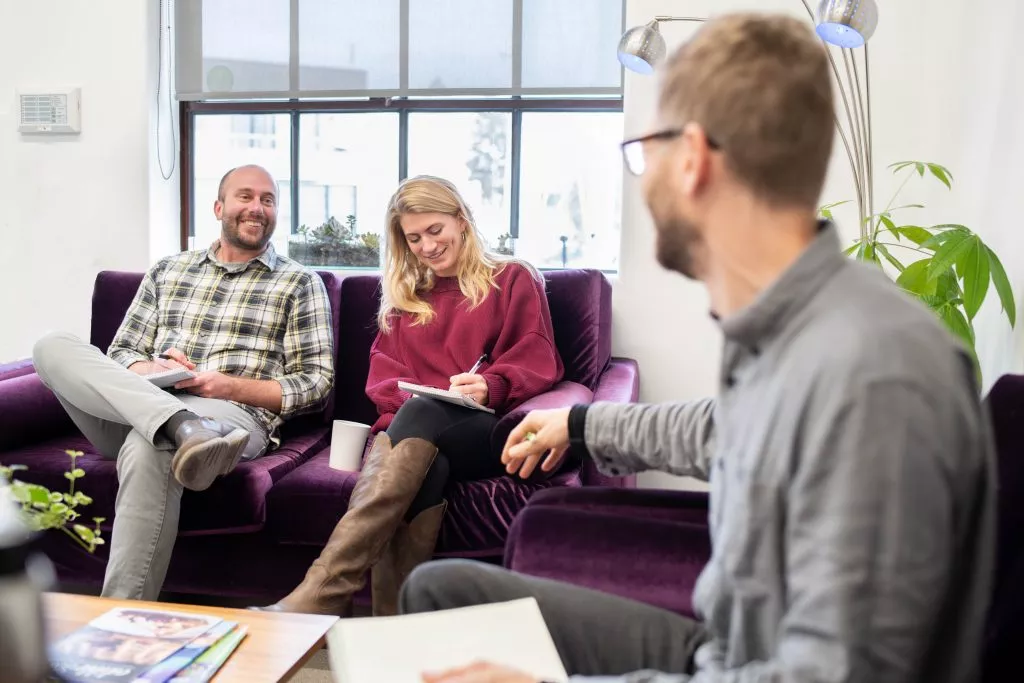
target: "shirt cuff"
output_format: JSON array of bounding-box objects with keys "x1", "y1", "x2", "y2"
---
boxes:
[
  {"x1": 108, "y1": 348, "x2": 149, "y2": 369},
  {"x1": 568, "y1": 403, "x2": 591, "y2": 462}
]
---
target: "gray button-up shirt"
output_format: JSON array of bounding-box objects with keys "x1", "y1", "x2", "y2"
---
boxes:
[{"x1": 581, "y1": 224, "x2": 995, "y2": 682}]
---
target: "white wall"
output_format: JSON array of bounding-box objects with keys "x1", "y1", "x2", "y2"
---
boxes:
[
  {"x1": 0, "y1": 0, "x2": 178, "y2": 363},
  {"x1": 613, "y1": 0, "x2": 1022, "y2": 489}
]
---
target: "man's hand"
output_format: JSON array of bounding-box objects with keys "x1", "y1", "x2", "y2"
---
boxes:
[
  {"x1": 501, "y1": 407, "x2": 571, "y2": 479},
  {"x1": 128, "y1": 347, "x2": 195, "y2": 376},
  {"x1": 422, "y1": 662, "x2": 538, "y2": 683},
  {"x1": 174, "y1": 371, "x2": 238, "y2": 401},
  {"x1": 449, "y1": 373, "x2": 489, "y2": 405}
]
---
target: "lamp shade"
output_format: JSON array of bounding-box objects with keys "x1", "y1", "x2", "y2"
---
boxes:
[
  {"x1": 617, "y1": 20, "x2": 666, "y2": 74},
  {"x1": 815, "y1": 0, "x2": 878, "y2": 48}
]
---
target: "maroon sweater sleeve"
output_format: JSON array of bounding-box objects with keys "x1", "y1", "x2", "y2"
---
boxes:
[
  {"x1": 482, "y1": 267, "x2": 565, "y2": 413},
  {"x1": 365, "y1": 327, "x2": 417, "y2": 427}
]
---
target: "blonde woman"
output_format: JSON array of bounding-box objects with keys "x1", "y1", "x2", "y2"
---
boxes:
[{"x1": 258, "y1": 175, "x2": 564, "y2": 616}]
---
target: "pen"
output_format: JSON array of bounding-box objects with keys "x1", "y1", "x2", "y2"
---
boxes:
[{"x1": 466, "y1": 353, "x2": 488, "y2": 376}]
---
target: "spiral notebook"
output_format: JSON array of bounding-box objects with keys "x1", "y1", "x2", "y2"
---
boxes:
[{"x1": 397, "y1": 381, "x2": 495, "y2": 414}]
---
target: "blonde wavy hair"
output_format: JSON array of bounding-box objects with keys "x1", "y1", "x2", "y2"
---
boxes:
[{"x1": 378, "y1": 175, "x2": 539, "y2": 332}]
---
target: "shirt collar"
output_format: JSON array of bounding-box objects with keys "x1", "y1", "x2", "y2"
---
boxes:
[
  {"x1": 718, "y1": 221, "x2": 843, "y2": 349},
  {"x1": 205, "y1": 240, "x2": 278, "y2": 271}
]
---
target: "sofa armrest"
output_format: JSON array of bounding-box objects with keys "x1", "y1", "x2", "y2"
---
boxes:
[
  {"x1": 579, "y1": 359, "x2": 641, "y2": 487},
  {"x1": 0, "y1": 373, "x2": 74, "y2": 452},
  {"x1": 490, "y1": 381, "x2": 594, "y2": 454},
  {"x1": 504, "y1": 505, "x2": 711, "y2": 618},
  {"x1": 593, "y1": 358, "x2": 639, "y2": 403},
  {"x1": 0, "y1": 358, "x2": 34, "y2": 382},
  {"x1": 524, "y1": 486, "x2": 709, "y2": 525}
]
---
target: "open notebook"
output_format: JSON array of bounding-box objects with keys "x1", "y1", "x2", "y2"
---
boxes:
[
  {"x1": 144, "y1": 366, "x2": 196, "y2": 389},
  {"x1": 326, "y1": 598, "x2": 567, "y2": 683},
  {"x1": 397, "y1": 381, "x2": 495, "y2": 414}
]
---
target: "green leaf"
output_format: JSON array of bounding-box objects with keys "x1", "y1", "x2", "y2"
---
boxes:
[
  {"x1": 93, "y1": 517, "x2": 107, "y2": 525},
  {"x1": 921, "y1": 226, "x2": 968, "y2": 250},
  {"x1": 71, "y1": 468, "x2": 85, "y2": 479},
  {"x1": 898, "y1": 225, "x2": 933, "y2": 246},
  {"x1": 25, "y1": 484, "x2": 50, "y2": 505},
  {"x1": 896, "y1": 260, "x2": 937, "y2": 297},
  {"x1": 842, "y1": 242, "x2": 860, "y2": 256},
  {"x1": 928, "y1": 231, "x2": 974, "y2": 280},
  {"x1": 875, "y1": 243, "x2": 905, "y2": 273},
  {"x1": 888, "y1": 203, "x2": 925, "y2": 212},
  {"x1": 49, "y1": 502, "x2": 68, "y2": 515},
  {"x1": 818, "y1": 200, "x2": 851, "y2": 220},
  {"x1": 987, "y1": 245, "x2": 1016, "y2": 327},
  {"x1": 888, "y1": 160, "x2": 921, "y2": 175},
  {"x1": 937, "y1": 302, "x2": 975, "y2": 348},
  {"x1": 878, "y1": 215, "x2": 897, "y2": 237},
  {"x1": 927, "y1": 163, "x2": 954, "y2": 189},
  {"x1": 73, "y1": 525, "x2": 95, "y2": 543}
]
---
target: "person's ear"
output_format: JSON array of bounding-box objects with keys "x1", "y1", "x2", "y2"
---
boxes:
[
  {"x1": 680, "y1": 122, "x2": 715, "y2": 196},
  {"x1": 214, "y1": 199, "x2": 224, "y2": 220}
]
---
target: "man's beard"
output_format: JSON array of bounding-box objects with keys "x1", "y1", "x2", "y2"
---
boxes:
[
  {"x1": 651, "y1": 202, "x2": 701, "y2": 280},
  {"x1": 222, "y1": 212, "x2": 274, "y2": 251}
]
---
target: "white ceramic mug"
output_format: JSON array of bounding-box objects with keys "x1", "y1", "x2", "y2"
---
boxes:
[{"x1": 329, "y1": 420, "x2": 371, "y2": 472}]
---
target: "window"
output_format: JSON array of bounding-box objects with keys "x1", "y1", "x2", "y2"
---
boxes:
[{"x1": 177, "y1": 1, "x2": 624, "y2": 271}]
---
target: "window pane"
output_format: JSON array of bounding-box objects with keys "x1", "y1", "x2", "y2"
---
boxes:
[
  {"x1": 408, "y1": 113, "x2": 513, "y2": 252},
  {"x1": 201, "y1": 1, "x2": 290, "y2": 93},
  {"x1": 409, "y1": 0, "x2": 512, "y2": 89},
  {"x1": 522, "y1": 0, "x2": 623, "y2": 88},
  {"x1": 518, "y1": 112, "x2": 624, "y2": 271},
  {"x1": 299, "y1": 0, "x2": 400, "y2": 90},
  {"x1": 295, "y1": 113, "x2": 399, "y2": 268},
  {"x1": 192, "y1": 114, "x2": 293, "y2": 255}
]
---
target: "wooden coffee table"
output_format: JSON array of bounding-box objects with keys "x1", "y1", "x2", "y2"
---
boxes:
[{"x1": 44, "y1": 593, "x2": 339, "y2": 682}]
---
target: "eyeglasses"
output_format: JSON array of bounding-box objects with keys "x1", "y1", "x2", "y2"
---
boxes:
[{"x1": 619, "y1": 128, "x2": 721, "y2": 177}]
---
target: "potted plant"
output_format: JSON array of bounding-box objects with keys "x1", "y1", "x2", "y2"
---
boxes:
[
  {"x1": 289, "y1": 215, "x2": 381, "y2": 268},
  {"x1": 824, "y1": 160, "x2": 1015, "y2": 371},
  {"x1": 0, "y1": 450, "x2": 105, "y2": 552}
]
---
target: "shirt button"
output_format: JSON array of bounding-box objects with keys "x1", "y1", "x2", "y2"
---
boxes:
[{"x1": 609, "y1": 467, "x2": 621, "y2": 476}]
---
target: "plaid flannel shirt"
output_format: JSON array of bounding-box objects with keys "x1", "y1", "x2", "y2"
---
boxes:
[{"x1": 108, "y1": 242, "x2": 335, "y2": 445}]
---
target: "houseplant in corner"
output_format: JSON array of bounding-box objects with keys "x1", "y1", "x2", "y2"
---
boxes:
[{"x1": 823, "y1": 160, "x2": 1016, "y2": 370}]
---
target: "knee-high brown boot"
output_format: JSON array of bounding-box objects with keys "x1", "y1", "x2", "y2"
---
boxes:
[
  {"x1": 370, "y1": 500, "x2": 447, "y2": 616},
  {"x1": 259, "y1": 433, "x2": 437, "y2": 615}
]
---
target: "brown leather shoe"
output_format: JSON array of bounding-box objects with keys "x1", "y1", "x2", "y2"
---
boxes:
[
  {"x1": 262, "y1": 433, "x2": 438, "y2": 615},
  {"x1": 170, "y1": 417, "x2": 249, "y2": 491},
  {"x1": 371, "y1": 500, "x2": 447, "y2": 617}
]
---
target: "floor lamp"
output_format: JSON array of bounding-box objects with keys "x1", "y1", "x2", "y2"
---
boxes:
[{"x1": 617, "y1": 0, "x2": 879, "y2": 239}]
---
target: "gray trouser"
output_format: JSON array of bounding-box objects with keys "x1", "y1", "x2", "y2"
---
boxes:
[
  {"x1": 400, "y1": 559, "x2": 709, "y2": 679},
  {"x1": 32, "y1": 332, "x2": 268, "y2": 601}
]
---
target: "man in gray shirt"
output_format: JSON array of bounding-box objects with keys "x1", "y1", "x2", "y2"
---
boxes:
[{"x1": 400, "y1": 12, "x2": 996, "y2": 683}]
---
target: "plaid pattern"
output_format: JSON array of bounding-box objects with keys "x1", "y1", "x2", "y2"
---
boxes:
[{"x1": 108, "y1": 242, "x2": 335, "y2": 442}]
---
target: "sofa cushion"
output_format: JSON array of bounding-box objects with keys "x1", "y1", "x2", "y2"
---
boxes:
[
  {"x1": 1, "y1": 427, "x2": 328, "y2": 535},
  {"x1": 266, "y1": 447, "x2": 583, "y2": 556},
  {"x1": 331, "y1": 275, "x2": 382, "y2": 426},
  {"x1": 88, "y1": 270, "x2": 344, "y2": 426},
  {"x1": 544, "y1": 269, "x2": 612, "y2": 390}
]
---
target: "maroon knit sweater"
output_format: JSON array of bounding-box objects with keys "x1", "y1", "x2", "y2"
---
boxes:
[{"x1": 365, "y1": 262, "x2": 564, "y2": 432}]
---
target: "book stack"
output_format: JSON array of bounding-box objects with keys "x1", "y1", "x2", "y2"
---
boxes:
[{"x1": 48, "y1": 607, "x2": 248, "y2": 683}]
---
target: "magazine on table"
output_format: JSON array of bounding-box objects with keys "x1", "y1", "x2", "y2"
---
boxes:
[{"x1": 48, "y1": 607, "x2": 225, "y2": 683}]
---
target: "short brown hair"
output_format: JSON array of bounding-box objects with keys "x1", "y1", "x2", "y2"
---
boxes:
[{"x1": 658, "y1": 13, "x2": 834, "y2": 207}]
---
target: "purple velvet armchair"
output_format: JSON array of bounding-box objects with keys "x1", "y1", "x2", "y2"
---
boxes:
[
  {"x1": 503, "y1": 375, "x2": 1024, "y2": 682},
  {"x1": 0, "y1": 267, "x2": 636, "y2": 601}
]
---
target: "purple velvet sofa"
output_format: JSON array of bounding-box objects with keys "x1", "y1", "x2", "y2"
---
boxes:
[
  {"x1": 0, "y1": 267, "x2": 637, "y2": 601},
  {"x1": 503, "y1": 375, "x2": 1024, "y2": 682}
]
